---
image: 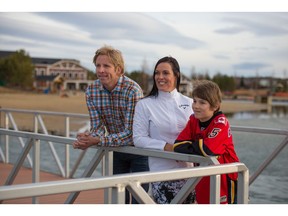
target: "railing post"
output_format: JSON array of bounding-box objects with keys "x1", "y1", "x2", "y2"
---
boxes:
[
  {"x1": 65, "y1": 116, "x2": 70, "y2": 178},
  {"x1": 32, "y1": 139, "x2": 40, "y2": 204},
  {"x1": 210, "y1": 174, "x2": 221, "y2": 204},
  {"x1": 4, "y1": 112, "x2": 9, "y2": 163},
  {"x1": 34, "y1": 113, "x2": 38, "y2": 133},
  {"x1": 111, "y1": 184, "x2": 126, "y2": 204},
  {"x1": 237, "y1": 169, "x2": 249, "y2": 204},
  {"x1": 104, "y1": 149, "x2": 113, "y2": 204}
]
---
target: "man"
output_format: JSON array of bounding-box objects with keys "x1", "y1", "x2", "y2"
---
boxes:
[{"x1": 73, "y1": 45, "x2": 149, "y2": 204}]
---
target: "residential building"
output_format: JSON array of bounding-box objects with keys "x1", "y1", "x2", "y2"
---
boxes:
[{"x1": 0, "y1": 51, "x2": 93, "y2": 93}]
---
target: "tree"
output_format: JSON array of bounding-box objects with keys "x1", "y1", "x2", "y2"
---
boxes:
[
  {"x1": 86, "y1": 70, "x2": 97, "y2": 80},
  {"x1": 126, "y1": 70, "x2": 150, "y2": 94},
  {"x1": 0, "y1": 49, "x2": 34, "y2": 88},
  {"x1": 240, "y1": 76, "x2": 245, "y2": 88},
  {"x1": 212, "y1": 72, "x2": 236, "y2": 92},
  {"x1": 190, "y1": 67, "x2": 211, "y2": 80}
]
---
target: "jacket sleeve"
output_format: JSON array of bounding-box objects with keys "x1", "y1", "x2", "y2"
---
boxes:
[
  {"x1": 133, "y1": 100, "x2": 167, "y2": 150},
  {"x1": 173, "y1": 115, "x2": 230, "y2": 157},
  {"x1": 172, "y1": 117, "x2": 207, "y2": 154}
]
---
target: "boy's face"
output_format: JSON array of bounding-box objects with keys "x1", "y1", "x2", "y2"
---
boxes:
[
  {"x1": 192, "y1": 97, "x2": 218, "y2": 122},
  {"x1": 95, "y1": 55, "x2": 121, "y2": 91}
]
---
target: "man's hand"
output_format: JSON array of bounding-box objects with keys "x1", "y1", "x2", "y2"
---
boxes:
[{"x1": 73, "y1": 132, "x2": 100, "y2": 150}]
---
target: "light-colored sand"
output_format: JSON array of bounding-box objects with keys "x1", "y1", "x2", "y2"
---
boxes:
[
  {"x1": 0, "y1": 92, "x2": 88, "y2": 134},
  {"x1": 0, "y1": 92, "x2": 268, "y2": 134},
  {"x1": 0, "y1": 92, "x2": 88, "y2": 114},
  {"x1": 221, "y1": 100, "x2": 267, "y2": 113}
]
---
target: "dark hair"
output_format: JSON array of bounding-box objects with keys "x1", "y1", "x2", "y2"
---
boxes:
[{"x1": 146, "y1": 56, "x2": 181, "y2": 97}]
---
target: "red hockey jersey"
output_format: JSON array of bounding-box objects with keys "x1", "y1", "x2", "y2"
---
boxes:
[{"x1": 173, "y1": 112, "x2": 240, "y2": 204}]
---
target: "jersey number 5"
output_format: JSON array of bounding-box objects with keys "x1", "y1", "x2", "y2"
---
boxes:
[{"x1": 208, "y1": 128, "x2": 221, "y2": 138}]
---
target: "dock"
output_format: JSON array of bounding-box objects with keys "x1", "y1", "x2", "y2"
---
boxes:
[{"x1": 0, "y1": 162, "x2": 104, "y2": 204}]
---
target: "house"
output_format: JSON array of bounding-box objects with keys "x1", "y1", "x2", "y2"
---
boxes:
[
  {"x1": 179, "y1": 73, "x2": 193, "y2": 97},
  {"x1": 0, "y1": 51, "x2": 93, "y2": 92},
  {"x1": 35, "y1": 74, "x2": 64, "y2": 93},
  {"x1": 32, "y1": 57, "x2": 93, "y2": 92}
]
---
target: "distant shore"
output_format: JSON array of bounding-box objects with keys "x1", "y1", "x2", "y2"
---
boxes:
[
  {"x1": 0, "y1": 91, "x2": 268, "y2": 113},
  {"x1": 0, "y1": 91, "x2": 268, "y2": 134},
  {"x1": 221, "y1": 100, "x2": 268, "y2": 113}
]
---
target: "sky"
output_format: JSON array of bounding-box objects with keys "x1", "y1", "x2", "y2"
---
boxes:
[{"x1": 1, "y1": 1, "x2": 288, "y2": 79}]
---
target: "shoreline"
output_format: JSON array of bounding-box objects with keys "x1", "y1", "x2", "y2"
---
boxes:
[
  {"x1": 0, "y1": 92, "x2": 268, "y2": 113},
  {"x1": 221, "y1": 100, "x2": 268, "y2": 114}
]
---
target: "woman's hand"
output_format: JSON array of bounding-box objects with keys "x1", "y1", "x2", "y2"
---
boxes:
[{"x1": 164, "y1": 143, "x2": 174, "y2": 152}]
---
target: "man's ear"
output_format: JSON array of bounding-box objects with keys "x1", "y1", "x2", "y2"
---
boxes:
[{"x1": 116, "y1": 66, "x2": 123, "y2": 76}]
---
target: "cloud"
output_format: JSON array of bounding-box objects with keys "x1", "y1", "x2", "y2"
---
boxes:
[
  {"x1": 215, "y1": 13, "x2": 288, "y2": 37},
  {"x1": 35, "y1": 12, "x2": 205, "y2": 49},
  {"x1": 0, "y1": 13, "x2": 93, "y2": 46},
  {"x1": 213, "y1": 54, "x2": 230, "y2": 60},
  {"x1": 233, "y1": 62, "x2": 271, "y2": 70},
  {"x1": 0, "y1": 12, "x2": 287, "y2": 78}
]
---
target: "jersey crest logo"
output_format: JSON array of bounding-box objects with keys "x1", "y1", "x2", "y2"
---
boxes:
[
  {"x1": 208, "y1": 128, "x2": 221, "y2": 138},
  {"x1": 215, "y1": 116, "x2": 227, "y2": 125}
]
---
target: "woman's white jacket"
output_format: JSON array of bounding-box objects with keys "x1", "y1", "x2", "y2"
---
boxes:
[{"x1": 133, "y1": 89, "x2": 193, "y2": 171}]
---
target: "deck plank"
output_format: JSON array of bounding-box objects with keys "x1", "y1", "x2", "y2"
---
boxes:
[{"x1": 0, "y1": 163, "x2": 104, "y2": 204}]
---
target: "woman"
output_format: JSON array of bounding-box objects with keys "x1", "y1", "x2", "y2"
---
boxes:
[
  {"x1": 133, "y1": 56, "x2": 195, "y2": 204},
  {"x1": 173, "y1": 80, "x2": 240, "y2": 204}
]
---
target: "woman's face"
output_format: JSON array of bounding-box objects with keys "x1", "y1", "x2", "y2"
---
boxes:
[{"x1": 154, "y1": 62, "x2": 177, "y2": 92}]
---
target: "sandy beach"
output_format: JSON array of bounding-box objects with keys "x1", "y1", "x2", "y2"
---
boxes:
[{"x1": 0, "y1": 91, "x2": 268, "y2": 134}]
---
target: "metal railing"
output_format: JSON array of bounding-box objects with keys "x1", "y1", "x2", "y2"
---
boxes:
[
  {"x1": 0, "y1": 108, "x2": 89, "y2": 178},
  {"x1": 0, "y1": 129, "x2": 249, "y2": 204},
  {"x1": 231, "y1": 126, "x2": 288, "y2": 184},
  {"x1": 1, "y1": 108, "x2": 287, "y2": 203}
]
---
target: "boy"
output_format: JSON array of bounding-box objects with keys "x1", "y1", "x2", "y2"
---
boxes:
[{"x1": 173, "y1": 80, "x2": 239, "y2": 204}]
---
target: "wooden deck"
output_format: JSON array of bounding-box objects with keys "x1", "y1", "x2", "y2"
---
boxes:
[{"x1": 0, "y1": 163, "x2": 104, "y2": 204}]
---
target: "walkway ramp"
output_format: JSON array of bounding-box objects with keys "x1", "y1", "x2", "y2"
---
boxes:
[{"x1": 0, "y1": 163, "x2": 104, "y2": 204}]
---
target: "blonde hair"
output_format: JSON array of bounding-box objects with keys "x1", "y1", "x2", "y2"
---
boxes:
[{"x1": 93, "y1": 45, "x2": 125, "y2": 75}]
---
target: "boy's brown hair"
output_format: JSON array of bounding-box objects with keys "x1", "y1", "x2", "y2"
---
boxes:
[{"x1": 192, "y1": 80, "x2": 222, "y2": 112}]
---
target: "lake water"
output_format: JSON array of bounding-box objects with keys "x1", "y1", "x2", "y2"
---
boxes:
[
  {"x1": 1, "y1": 105, "x2": 288, "y2": 204},
  {"x1": 227, "y1": 105, "x2": 288, "y2": 204}
]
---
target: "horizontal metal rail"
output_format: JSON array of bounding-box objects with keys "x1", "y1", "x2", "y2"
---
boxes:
[
  {"x1": 0, "y1": 129, "x2": 216, "y2": 164},
  {"x1": 0, "y1": 108, "x2": 88, "y2": 118},
  {"x1": 0, "y1": 129, "x2": 221, "y2": 204},
  {"x1": 0, "y1": 161, "x2": 249, "y2": 204},
  {"x1": 231, "y1": 126, "x2": 288, "y2": 136}
]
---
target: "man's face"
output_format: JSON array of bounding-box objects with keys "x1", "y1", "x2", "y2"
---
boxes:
[{"x1": 95, "y1": 55, "x2": 121, "y2": 91}]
